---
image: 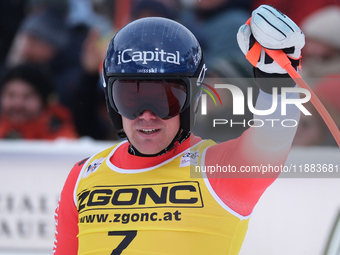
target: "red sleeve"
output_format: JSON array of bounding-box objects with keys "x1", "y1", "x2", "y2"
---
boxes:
[
  {"x1": 205, "y1": 128, "x2": 290, "y2": 216},
  {"x1": 52, "y1": 158, "x2": 87, "y2": 255}
]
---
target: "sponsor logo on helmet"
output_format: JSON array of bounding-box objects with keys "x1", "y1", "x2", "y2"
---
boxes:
[{"x1": 117, "y1": 48, "x2": 180, "y2": 65}]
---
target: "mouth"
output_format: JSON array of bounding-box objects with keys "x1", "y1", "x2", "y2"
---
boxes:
[{"x1": 138, "y1": 128, "x2": 160, "y2": 135}]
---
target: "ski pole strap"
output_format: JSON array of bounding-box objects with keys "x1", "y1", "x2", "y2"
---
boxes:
[
  {"x1": 244, "y1": 18, "x2": 261, "y2": 68},
  {"x1": 246, "y1": 40, "x2": 261, "y2": 68}
]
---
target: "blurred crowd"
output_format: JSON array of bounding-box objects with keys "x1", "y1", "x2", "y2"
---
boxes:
[{"x1": 0, "y1": 0, "x2": 339, "y2": 146}]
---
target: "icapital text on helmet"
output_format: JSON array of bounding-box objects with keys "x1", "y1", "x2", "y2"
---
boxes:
[{"x1": 117, "y1": 48, "x2": 180, "y2": 65}]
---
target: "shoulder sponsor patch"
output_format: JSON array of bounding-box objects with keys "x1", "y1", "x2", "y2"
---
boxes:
[
  {"x1": 83, "y1": 158, "x2": 106, "y2": 178},
  {"x1": 179, "y1": 150, "x2": 199, "y2": 167}
]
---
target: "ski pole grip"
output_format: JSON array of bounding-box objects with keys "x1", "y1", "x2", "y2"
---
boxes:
[{"x1": 264, "y1": 48, "x2": 292, "y2": 70}]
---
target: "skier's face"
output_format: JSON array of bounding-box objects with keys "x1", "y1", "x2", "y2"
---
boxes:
[{"x1": 122, "y1": 111, "x2": 180, "y2": 155}]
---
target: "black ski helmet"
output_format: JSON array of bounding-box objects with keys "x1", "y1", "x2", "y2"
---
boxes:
[{"x1": 103, "y1": 17, "x2": 206, "y2": 133}]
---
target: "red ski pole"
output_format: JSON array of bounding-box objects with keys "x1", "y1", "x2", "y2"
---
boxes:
[{"x1": 263, "y1": 48, "x2": 340, "y2": 147}]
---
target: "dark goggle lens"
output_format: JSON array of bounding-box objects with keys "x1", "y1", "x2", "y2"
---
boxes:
[{"x1": 111, "y1": 79, "x2": 188, "y2": 120}]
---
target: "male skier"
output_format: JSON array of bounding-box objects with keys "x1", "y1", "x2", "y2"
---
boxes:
[{"x1": 53, "y1": 5, "x2": 304, "y2": 255}]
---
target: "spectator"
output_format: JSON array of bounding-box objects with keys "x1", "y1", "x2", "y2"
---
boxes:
[
  {"x1": 292, "y1": 6, "x2": 340, "y2": 147},
  {"x1": 131, "y1": 0, "x2": 178, "y2": 20},
  {"x1": 179, "y1": 0, "x2": 255, "y2": 141},
  {"x1": 6, "y1": 3, "x2": 117, "y2": 140},
  {"x1": 300, "y1": 6, "x2": 340, "y2": 81},
  {"x1": 180, "y1": 0, "x2": 253, "y2": 78},
  {"x1": 0, "y1": 0, "x2": 28, "y2": 70},
  {"x1": 6, "y1": 7, "x2": 81, "y2": 110},
  {"x1": 72, "y1": 28, "x2": 120, "y2": 140},
  {"x1": 0, "y1": 63, "x2": 78, "y2": 140}
]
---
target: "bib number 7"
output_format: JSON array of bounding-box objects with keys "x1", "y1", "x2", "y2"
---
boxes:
[{"x1": 108, "y1": 230, "x2": 137, "y2": 255}]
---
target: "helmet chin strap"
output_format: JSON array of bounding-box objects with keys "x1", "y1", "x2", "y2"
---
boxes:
[{"x1": 127, "y1": 129, "x2": 191, "y2": 157}]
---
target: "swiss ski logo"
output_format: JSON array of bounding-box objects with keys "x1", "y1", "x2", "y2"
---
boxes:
[{"x1": 83, "y1": 158, "x2": 106, "y2": 178}]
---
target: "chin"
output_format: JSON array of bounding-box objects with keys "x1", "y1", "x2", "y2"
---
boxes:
[
  {"x1": 140, "y1": 149, "x2": 162, "y2": 155},
  {"x1": 138, "y1": 145, "x2": 166, "y2": 155},
  {"x1": 136, "y1": 141, "x2": 166, "y2": 155}
]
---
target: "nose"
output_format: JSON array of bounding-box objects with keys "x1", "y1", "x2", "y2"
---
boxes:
[{"x1": 138, "y1": 110, "x2": 157, "y2": 121}]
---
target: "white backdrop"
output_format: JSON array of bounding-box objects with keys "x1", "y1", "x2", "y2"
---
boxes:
[
  {"x1": 0, "y1": 139, "x2": 113, "y2": 254},
  {"x1": 0, "y1": 139, "x2": 339, "y2": 254}
]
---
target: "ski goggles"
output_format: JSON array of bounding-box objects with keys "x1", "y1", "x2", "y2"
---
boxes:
[{"x1": 108, "y1": 78, "x2": 191, "y2": 120}]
